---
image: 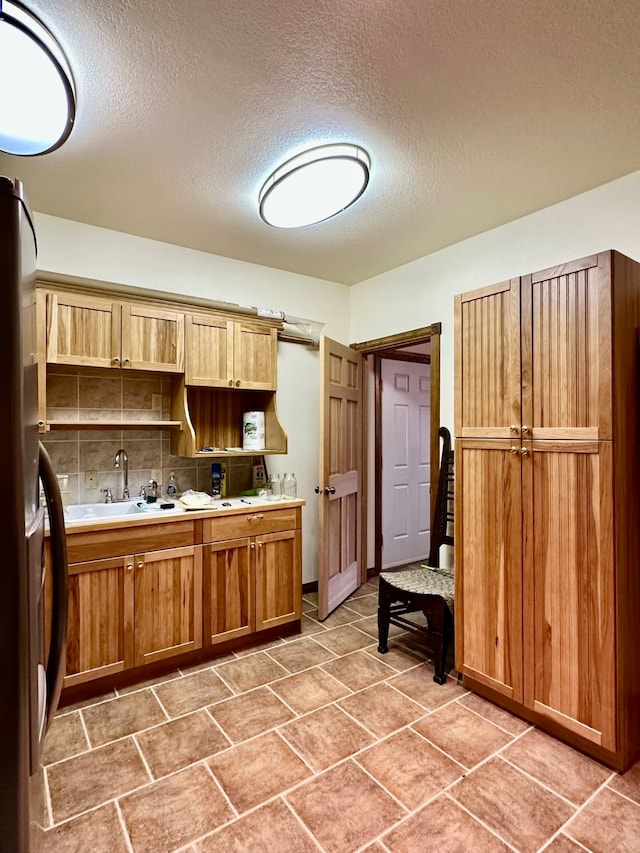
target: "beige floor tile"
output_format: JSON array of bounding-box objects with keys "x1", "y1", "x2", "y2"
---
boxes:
[
  {"x1": 154, "y1": 668, "x2": 232, "y2": 717},
  {"x1": 343, "y1": 594, "x2": 379, "y2": 617},
  {"x1": 82, "y1": 690, "x2": 167, "y2": 747},
  {"x1": 119, "y1": 764, "x2": 234, "y2": 853},
  {"x1": 297, "y1": 613, "x2": 328, "y2": 636},
  {"x1": 449, "y1": 757, "x2": 574, "y2": 853},
  {"x1": 281, "y1": 704, "x2": 375, "y2": 772},
  {"x1": 388, "y1": 665, "x2": 464, "y2": 709},
  {"x1": 365, "y1": 643, "x2": 427, "y2": 671},
  {"x1": 413, "y1": 702, "x2": 513, "y2": 768},
  {"x1": 305, "y1": 605, "x2": 363, "y2": 628},
  {"x1": 338, "y1": 683, "x2": 426, "y2": 738},
  {"x1": 58, "y1": 687, "x2": 117, "y2": 714},
  {"x1": 542, "y1": 835, "x2": 587, "y2": 852},
  {"x1": 266, "y1": 636, "x2": 338, "y2": 672},
  {"x1": 270, "y1": 667, "x2": 351, "y2": 714},
  {"x1": 502, "y1": 728, "x2": 612, "y2": 804},
  {"x1": 287, "y1": 760, "x2": 406, "y2": 853},
  {"x1": 207, "y1": 730, "x2": 312, "y2": 812},
  {"x1": 44, "y1": 803, "x2": 129, "y2": 852},
  {"x1": 195, "y1": 799, "x2": 318, "y2": 852},
  {"x1": 135, "y1": 710, "x2": 230, "y2": 778},
  {"x1": 232, "y1": 636, "x2": 286, "y2": 657},
  {"x1": 350, "y1": 581, "x2": 379, "y2": 597},
  {"x1": 383, "y1": 795, "x2": 511, "y2": 852},
  {"x1": 353, "y1": 614, "x2": 406, "y2": 640},
  {"x1": 302, "y1": 591, "x2": 318, "y2": 607},
  {"x1": 458, "y1": 691, "x2": 530, "y2": 735},
  {"x1": 42, "y1": 711, "x2": 89, "y2": 766},
  {"x1": 609, "y1": 756, "x2": 640, "y2": 805},
  {"x1": 313, "y1": 624, "x2": 376, "y2": 656},
  {"x1": 208, "y1": 686, "x2": 295, "y2": 742},
  {"x1": 321, "y1": 650, "x2": 397, "y2": 691},
  {"x1": 357, "y1": 728, "x2": 463, "y2": 809},
  {"x1": 48, "y1": 738, "x2": 150, "y2": 824},
  {"x1": 214, "y1": 651, "x2": 289, "y2": 692},
  {"x1": 116, "y1": 668, "x2": 182, "y2": 695},
  {"x1": 566, "y1": 787, "x2": 640, "y2": 851}
]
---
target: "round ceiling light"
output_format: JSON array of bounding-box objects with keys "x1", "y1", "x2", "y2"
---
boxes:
[
  {"x1": 259, "y1": 143, "x2": 371, "y2": 228},
  {"x1": 0, "y1": 0, "x2": 76, "y2": 156}
]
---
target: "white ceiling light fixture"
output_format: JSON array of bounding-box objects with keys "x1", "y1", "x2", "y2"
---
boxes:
[
  {"x1": 259, "y1": 143, "x2": 371, "y2": 228},
  {"x1": 0, "y1": 0, "x2": 76, "y2": 156}
]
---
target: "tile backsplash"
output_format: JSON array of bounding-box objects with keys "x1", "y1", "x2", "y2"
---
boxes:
[{"x1": 42, "y1": 368, "x2": 256, "y2": 504}]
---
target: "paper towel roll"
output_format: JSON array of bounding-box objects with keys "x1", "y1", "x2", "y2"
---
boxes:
[{"x1": 242, "y1": 411, "x2": 265, "y2": 450}]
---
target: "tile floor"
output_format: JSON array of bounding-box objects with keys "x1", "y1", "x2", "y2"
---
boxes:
[{"x1": 43, "y1": 576, "x2": 640, "y2": 852}]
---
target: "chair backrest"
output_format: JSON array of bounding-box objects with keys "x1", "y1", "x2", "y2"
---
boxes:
[{"x1": 427, "y1": 427, "x2": 454, "y2": 566}]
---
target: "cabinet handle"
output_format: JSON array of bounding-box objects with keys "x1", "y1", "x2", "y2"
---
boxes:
[
  {"x1": 228, "y1": 379, "x2": 234, "y2": 387},
  {"x1": 123, "y1": 357, "x2": 130, "y2": 365},
  {"x1": 250, "y1": 542, "x2": 256, "y2": 549},
  {"x1": 235, "y1": 379, "x2": 241, "y2": 387},
  {"x1": 247, "y1": 514, "x2": 264, "y2": 521},
  {"x1": 510, "y1": 424, "x2": 518, "y2": 433},
  {"x1": 126, "y1": 563, "x2": 133, "y2": 572},
  {"x1": 257, "y1": 541, "x2": 263, "y2": 548},
  {"x1": 510, "y1": 446, "x2": 518, "y2": 454},
  {"x1": 113, "y1": 356, "x2": 120, "y2": 365},
  {"x1": 137, "y1": 560, "x2": 144, "y2": 569},
  {"x1": 520, "y1": 447, "x2": 529, "y2": 456},
  {"x1": 521, "y1": 425, "x2": 530, "y2": 434}
]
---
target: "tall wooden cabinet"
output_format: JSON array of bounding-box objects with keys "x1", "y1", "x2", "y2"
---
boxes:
[{"x1": 454, "y1": 251, "x2": 640, "y2": 771}]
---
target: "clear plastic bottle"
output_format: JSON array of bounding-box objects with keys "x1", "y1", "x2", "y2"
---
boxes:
[
  {"x1": 269, "y1": 473, "x2": 282, "y2": 499},
  {"x1": 166, "y1": 472, "x2": 178, "y2": 498},
  {"x1": 284, "y1": 472, "x2": 297, "y2": 498}
]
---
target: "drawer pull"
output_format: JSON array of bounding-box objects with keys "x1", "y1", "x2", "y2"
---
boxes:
[
  {"x1": 137, "y1": 560, "x2": 144, "y2": 569},
  {"x1": 247, "y1": 514, "x2": 264, "y2": 521},
  {"x1": 126, "y1": 563, "x2": 133, "y2": 573}
]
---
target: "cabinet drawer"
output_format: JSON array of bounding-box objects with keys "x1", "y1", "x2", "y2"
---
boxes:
[
  {"x1": 65, "y1": 520, "x2": 197, "y2": 563},
  {"x1": 203, "y1": 507, "x2": 300, "y2": 542}
]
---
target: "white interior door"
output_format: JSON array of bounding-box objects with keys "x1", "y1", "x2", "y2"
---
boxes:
[{"x1": 381, "y1": 359, "x2": 431, "y2": 568}]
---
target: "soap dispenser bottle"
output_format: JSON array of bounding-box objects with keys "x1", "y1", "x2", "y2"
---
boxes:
[{"x1": 166, "y1": 472, "x2": 178, "y2": 497}]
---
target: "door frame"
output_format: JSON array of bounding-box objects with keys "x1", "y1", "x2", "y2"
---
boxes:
[{"x1": 352, "y1": 323, "x2": 441, "y2": 576}]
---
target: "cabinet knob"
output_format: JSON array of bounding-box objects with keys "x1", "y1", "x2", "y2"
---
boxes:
[
  {"x1": 126, "y1": 563, "x2": 133, "y2": 572},
  {"x1": 520, "y1": 447, "x2": 529, "y2": 456},
  {"x1": 250, "y1": 542, "x2": 256, "y2": 549},
  {"x1": 521, "y1": 425, "x2": 530, "y2": 434},
  {"x1": 137, "y1": 560, "x2": 144, "y2": 569},
  {"x1": 510, "y1": 446, "x2": 518, "y2": 454},
  {"x1": 235, "y1": 379, "x2": 241, "y2": 387},
  {"x1": 257, "y1": 541, "x2": 263, "y2": 548},
  {"x1": 123, "y1": 357, "x2": 130, "y2": 365},
  {"x1": 113, "y1": 356, "x2": 120, "y2": 365},
  {"x1": 228, "y1": 379, "x2": 234, "y2": 387},
  {"x1": 510, "y1": 424, "x2": 518, "y2": 433}
]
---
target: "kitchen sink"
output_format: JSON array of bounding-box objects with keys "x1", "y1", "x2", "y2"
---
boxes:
[{"x1": 64, "y1": 500, "x2": 160, "y2": 522}]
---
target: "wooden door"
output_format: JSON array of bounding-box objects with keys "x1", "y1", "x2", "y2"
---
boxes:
[
  {"x1": 185, "y1": 313, "x2": 234, "y2": 387},
  {"x1": 381, "y1": 358, "x2": 431, "y2": 568},
  {"x1": 255, "y1": 529, "x2": 301, "y2": 630},
  {"x1": 521, "y1": 254, "x2": 613, "y2": 441},
  {"x1": 233, "y1": 321, "x2": 277, "y2": 390},
  {"x1": 318, "y1": 336, "x2": 363, "y2": 619},
  {"x1": 454, "y1": 279, "x2": 521, "y2": 439},
  {"x1": 121, "y1": 303, "x2": 184, "y2": 373},
  {"x1": 455, "y1": 438, "x2": 524, "y2": 701},
  {"x1": 45, "y1": 292, "x2": 121, "y2": 368},
  {"x1": 133, "y1": 545, "x2": 202, "y2": 666},
  {"x1": 64, "y1": 555, "x2": 134, "y2": 686},
  {"x1": 522, "y1": 439, "x2": 616, "y2": 750},
  {"x1": 203, "y1": 537, "x2": 254, "y2": 644}
]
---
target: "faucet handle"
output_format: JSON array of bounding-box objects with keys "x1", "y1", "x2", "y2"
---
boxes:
[
  {"x1": 100, "y1": 487, "x2": 113, "y2": 503},
  {"x1": 139, "y1": 484, "x2": 146, "y2": 497}
]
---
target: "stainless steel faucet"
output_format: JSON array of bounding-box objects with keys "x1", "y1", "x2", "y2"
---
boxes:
[{"x1": 113, "y1": 448, "x2": 130, "y2": 499}]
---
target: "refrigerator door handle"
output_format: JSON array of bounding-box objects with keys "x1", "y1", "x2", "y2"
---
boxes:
[{"x1": 38, "y1": 443, "x2": 68, "y2": 732}]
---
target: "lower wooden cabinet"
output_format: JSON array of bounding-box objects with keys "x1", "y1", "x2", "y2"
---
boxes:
[
  {"x1": 255, "y1": 530, "x2": 301, "y2": 631},
  {"x1": 63, "y1": 545, "x2": 202, "y2": 686}
]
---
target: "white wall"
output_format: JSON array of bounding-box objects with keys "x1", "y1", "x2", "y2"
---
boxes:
[
  {"x1": 34, "y1": 214, "x2": 352, "y2": 584},
  {"x1": 350, "y1": 168, "x2": 640, "y2": 434}
]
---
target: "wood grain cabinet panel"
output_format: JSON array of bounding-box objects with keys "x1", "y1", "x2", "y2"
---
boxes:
[
  {"x1": 203, "y1": 538, "x2": 254, "y2": 644},
  {"x1": 255, "y1": 529, "x2": 302, "y2": 631},
  {"x1": 45, "y1": 292, "x2": 120, "y2": 368},
  {"x1": 455, "y1": 250, "x2": 640, "y2": 771},
  {"x1": 121, "y1": 303, "x2": 184, "y2": 373}
]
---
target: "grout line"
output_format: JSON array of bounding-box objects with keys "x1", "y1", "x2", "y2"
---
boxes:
[
  {"x1": 440, "y1": 790, "x2": 521, "y2": 852},
  {"x1": 114, "y1": 800, "x2": 135, "y2": 853},
  {"x1": 202, "y1": 758, "x2": 240, "y2": 821},
  {"x1": 130, "y1": 734, "x2": 154, "y2": 783},
  {"x1": 499, "y1": 754, "x2": 589, "y2": 810}
]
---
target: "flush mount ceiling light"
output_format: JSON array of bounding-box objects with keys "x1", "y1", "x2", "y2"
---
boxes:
[
  {"x1": 259, "y1": 143, "x2": 371, "y2": 228},
  {"x1": 0, "y1": 0, "x2": 75, "y2": 155}
]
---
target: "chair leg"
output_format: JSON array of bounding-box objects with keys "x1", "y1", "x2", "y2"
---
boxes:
[
  {"x1": 377, "y1": 582, "x2": 391, "y2": 654},
  {"x1": 433, "y1": 630, "x2": 448, "y2": 684},
  {"x1": 426, "y1": 601, "x2": 449, "y2": 684}
]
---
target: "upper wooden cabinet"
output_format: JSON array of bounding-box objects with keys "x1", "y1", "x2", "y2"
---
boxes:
[
  {"x1": 185, "y1": 313, "x2": 277, "y2": 390},
  {"x1": 455, "y1": 250, "x2": 640, "y2": 772},
  {"x1": 44, "y1": 290, "x2": 184, "y2": 373}
]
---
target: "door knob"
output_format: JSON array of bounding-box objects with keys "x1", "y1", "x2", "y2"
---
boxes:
[
  {"x1": 325, "y1": 486, "x2": 336, "y2": 495},
  {"x1": 315, "y1": 486, "x2": 321, "y2": 494}
]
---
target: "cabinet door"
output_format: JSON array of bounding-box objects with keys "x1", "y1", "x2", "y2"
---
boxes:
[
  {"x1": 255, "y1": 529, "x2": 301, "y2": 631},
  {"x1": 121, "y1": 303, "x2": 184, "y2": 373},
  {"x1": 454, "y1": 279, "x2": 521, "y2": 439},
  {"x1": 133, "y1": 545, "x2": 202, "y2": 666},
  {"x1": 184, "y1": 313, "x2": 234, "y2": 387},
  {"x1": 522, "y1": 439, "x2": 616, "y2": 750},
  {"x1": 521, "y1": 254, "x2": 612, "y2": 440},
  {"x1": 64, "y1": 555, "x2": 134, "y2": 686},
  {"x1": 233, "y1": 321, "x2": 277, "y2": 390},
  {"x1": 203, "y1": 537, "x2": 254, "y2": 644},
  {"x1": 45, "y1": 292, "x2": 121, "y2": 368},
  {"x1": 455, "y1": 439, "x2": 523, "y2": 701}
]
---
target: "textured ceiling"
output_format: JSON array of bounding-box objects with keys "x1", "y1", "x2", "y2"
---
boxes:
[{"x1": 2, "y1": 0, "x2": 640, "y2": 284}]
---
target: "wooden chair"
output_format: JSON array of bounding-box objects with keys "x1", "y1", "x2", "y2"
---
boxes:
[{"x1": 377, "y1": 427, "x2": 455, "y2": 684}]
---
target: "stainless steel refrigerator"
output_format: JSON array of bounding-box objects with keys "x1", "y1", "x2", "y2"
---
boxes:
[{"x1": 0, "y1": 176, "x2": 68, "y2": 851}]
